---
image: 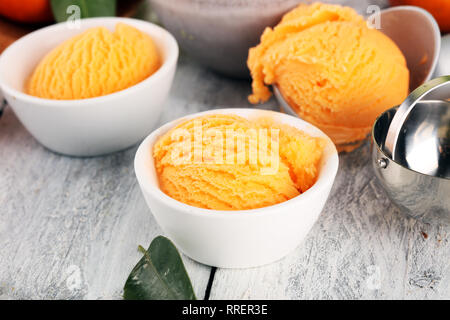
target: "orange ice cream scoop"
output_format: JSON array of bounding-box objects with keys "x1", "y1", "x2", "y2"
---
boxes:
[
  {"x1": 27, "y1": 23, "x2": 161, "y2": 100},
  {"x1": 247, "y1": 3, "x2": 409, "y2": 152},
  {"x1": 153, "y1": 114, "x2": 325, "y2": 210}
]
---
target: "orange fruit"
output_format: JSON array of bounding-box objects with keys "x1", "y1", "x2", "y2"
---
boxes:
[
  {"x1": 390, "y1": 0, "x2": 450, "y2": 33},
  {"x1": 0, "y1": 0, "x2": 53, "y2": 23}
]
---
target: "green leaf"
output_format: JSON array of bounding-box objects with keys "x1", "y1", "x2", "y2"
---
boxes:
[
  {"x1": 123, "y1": 236, "x2": 197, "y2": 300},
  {"x1": 51, "y1": 0, "x2": 117, "y2": 23}
]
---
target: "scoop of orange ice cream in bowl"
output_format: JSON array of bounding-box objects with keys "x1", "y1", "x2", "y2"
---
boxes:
[
  {"x1": 134, "y1": 108, "x2": 339, "y2": 268},
  {"x1": 27, "y1": 23, "x2": 161, "y2": 100},
  {"x1": 247, "y1": 3, "x2": 410, "y2": 152},
  {"x1": 0, "y1": 18, "x2": 179, "y2": 156},
  {"x1": 153, "y1": 114, "x2": 325, "y2": 210}
]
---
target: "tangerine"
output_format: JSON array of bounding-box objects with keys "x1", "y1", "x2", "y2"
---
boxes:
[
  {"x1": 0, "y1": 0, "x2": 53, "y2": 24},
  {"x1": 390, "y1": 0, "x2": 450, "y2": 33}
]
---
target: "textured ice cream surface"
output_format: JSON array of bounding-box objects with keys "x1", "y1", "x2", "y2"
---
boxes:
[
  {"x1": 153, "y1": 114, "x2": 325, "y2": 211},
  {"x1": 248, "y1": 3, "x2": 409, "y2": 152},
  {"x1": 27, "y1": 23, "x2": 161, "y2": 100}
]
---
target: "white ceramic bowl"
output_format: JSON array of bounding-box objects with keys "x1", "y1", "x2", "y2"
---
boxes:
[
  {"x1": 0, "y1": 17, "x2": 178, "y2": 156},
  {"x1": 135, "y1": 108, "x2": 339, "y2": 268}
]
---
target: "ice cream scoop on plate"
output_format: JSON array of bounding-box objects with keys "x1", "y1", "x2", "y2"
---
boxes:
[{"x1": 248, "y1": 3, "x2": 422, "y2": 152}]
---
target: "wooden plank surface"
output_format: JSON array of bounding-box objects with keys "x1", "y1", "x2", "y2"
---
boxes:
[{"x1": 1, "y1": 0, "x2": 449, "y2": 300}]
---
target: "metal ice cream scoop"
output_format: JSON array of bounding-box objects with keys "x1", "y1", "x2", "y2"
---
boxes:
[
  {"x1": 384, "y1": 76, "x2": 450, "y2": 160},
  {"x1": 372, "y1": 97, "x2": 450, "y2": 224}
]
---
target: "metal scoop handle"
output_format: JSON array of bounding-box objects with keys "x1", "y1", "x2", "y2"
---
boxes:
[{"x1": 385, "y1": 75, "x2": 450, "y2": 159}]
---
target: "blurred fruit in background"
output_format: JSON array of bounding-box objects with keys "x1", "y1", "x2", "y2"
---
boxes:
[
  {"x1": 0, "y1": 0, "x2": 53, "y2": 23},
  {"x1": 390, "y1": 0, "x2": 450, "y2": 33},
  {"x1": 0, "y1": 0, "x2": 142, "y2": 54}
]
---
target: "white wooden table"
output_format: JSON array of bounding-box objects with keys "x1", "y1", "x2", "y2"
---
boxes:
[
  {"x1": 1, "y1": 54, "x2": 449, "y2": 300},
  {"x1": 1, "y1": 0, "x2": 449, "y2": 299}
]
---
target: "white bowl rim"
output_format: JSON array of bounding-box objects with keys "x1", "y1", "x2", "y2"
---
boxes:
[
  {"x1": 134, "y1": 108, "x2": 339, "y2": 218},
  {"x1": 0, "y1": 17, "x2": 179, "y2": 107}
]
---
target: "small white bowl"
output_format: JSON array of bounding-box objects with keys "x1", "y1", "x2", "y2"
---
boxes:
[
  {"x1": 0, "y1": 17, "x2": 178, "y2": 156},
  {"x1": 135, "y1": 108, "x2": 339, "y2": 268}
]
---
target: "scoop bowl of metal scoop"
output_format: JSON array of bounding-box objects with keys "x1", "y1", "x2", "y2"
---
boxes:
[{"x1": 372, "y1": 76, "x2": 450, "y2": 224}]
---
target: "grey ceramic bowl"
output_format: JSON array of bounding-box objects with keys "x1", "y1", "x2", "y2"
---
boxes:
[{"x1": 149, "y1": 0, "x2": 299, "y2": 78}]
